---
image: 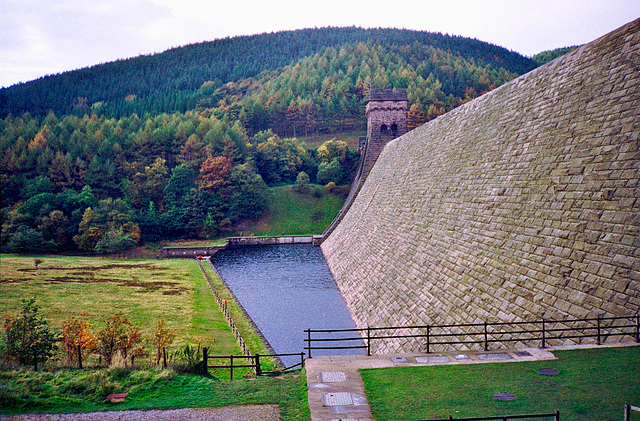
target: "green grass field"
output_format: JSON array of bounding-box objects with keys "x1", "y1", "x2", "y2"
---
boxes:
[
  {"x1": 0, "y1": 255, "x2": 269, "y2": 366},
  {"x1": 361, "y1": 346, "x2": 640, "y2": 421},
  {"x1": 0, "y1": 254, "x2": 308, "y2": 419},
  {"x1": 245, "y1": 185, "x2": 345, "y2": 237}
]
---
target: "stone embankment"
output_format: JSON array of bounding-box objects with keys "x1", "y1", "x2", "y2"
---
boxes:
[{"x1": 321, "y1": 19, "x2": 640, "y2": 353}]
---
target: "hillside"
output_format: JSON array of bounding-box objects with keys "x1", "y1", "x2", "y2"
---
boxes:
[
  {"x1": 531, "y1": 45, "x2": 579, "y2": 65},
  {"x1": 0, "y1": 27, "x2": 539, "y2": 254},
  {"x1": 0, "y1": 27, "x2": 537, "y2": 122}
]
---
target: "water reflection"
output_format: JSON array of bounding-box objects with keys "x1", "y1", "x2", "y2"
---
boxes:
[{"x1": 210, "y1": 244, "x2": 364, "y2": 366}]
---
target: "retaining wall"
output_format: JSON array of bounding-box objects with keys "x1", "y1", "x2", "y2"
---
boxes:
[{"x1": 321, "y1": 20, "x2": 640, "y2": 353}]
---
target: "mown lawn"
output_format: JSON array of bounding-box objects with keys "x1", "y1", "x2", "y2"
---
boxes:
[{"x1": 361, "y1": 345, "x2": 640, "y2": 421}]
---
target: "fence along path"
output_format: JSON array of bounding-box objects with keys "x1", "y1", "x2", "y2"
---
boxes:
[
  {"x1": 196, "y1": 257, "x2": 251, "y2": 357},
  {"x1": 196, "y1": 257, "x2": 303, "y2": 378},
  {"x1": 305, "y1": 314, "x2": 640, "y2": 356}
]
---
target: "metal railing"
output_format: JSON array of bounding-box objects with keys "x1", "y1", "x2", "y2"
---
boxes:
[
  {"x1": 417, "y1": 410, "x2": 559, "y2": 421},
  {"x1": 202, "y1": 346, "x2": 304, "y2": 380},
  {"x1": 305, "y1": 315, "x2": 640, "y2": 357}
]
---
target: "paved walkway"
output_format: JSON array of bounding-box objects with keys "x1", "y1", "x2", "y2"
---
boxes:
[{"x1": 305, "y1": 347, "x2": 557, "y2": 421}]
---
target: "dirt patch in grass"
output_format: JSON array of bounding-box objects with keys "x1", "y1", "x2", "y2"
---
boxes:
[
  {"x1": 44, "y1": 277, "x2": 189, "y2": 295},
  {"x1": 3, "y1": 262, "x2": 187, "y2": 295}
]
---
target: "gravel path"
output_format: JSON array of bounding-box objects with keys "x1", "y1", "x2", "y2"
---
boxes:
[{"x1": 1, "y1": 405, "x2": 280, "y2": 421}]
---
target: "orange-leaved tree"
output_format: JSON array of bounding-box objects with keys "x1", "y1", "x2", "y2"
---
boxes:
[{"x1": 61, "y1": 314, "x2": 97, "y2": 365}]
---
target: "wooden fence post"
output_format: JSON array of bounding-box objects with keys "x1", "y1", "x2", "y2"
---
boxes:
[
  {"x1": 625, "y1": 404, "x2": 630, "y2": 421},
  {"x1": 426, "y1": 325, "x2": 431, "y2": 354},
  {"x1": 542, "y1": 319, "x2": 546, "y2": 348},
  {"x1": 306, "y1": 329, "x2": 312, "y2": 358},
  {"x1": 203, "y1": 346, "x2": 208, "y2": 375},
  {"x1": 163, "y1": 347, "x2": 167, "y2": 369},
  {"x1": 367, "y1": 326, "x2": 371, "y2": 356},
  {"x1": 77, "y1": 344, "x2": 82, "y2": 369},
  {"x1": 555, "y1": 409, "x2": 560, "y2": 421},
  {"x1": 596, "y1": 315, "x2": 601, "y2": 345},
  {"x1": 255, "y1": 354, "x2": 261, "y2": 376},
  {"x1": 230, "y1": 355, "x2": 234, "y2": 381}
]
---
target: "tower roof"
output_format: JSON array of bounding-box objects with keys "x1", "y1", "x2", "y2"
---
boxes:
[{"x1": 365, "y1": 88, "x2": 407, "y2": 103}]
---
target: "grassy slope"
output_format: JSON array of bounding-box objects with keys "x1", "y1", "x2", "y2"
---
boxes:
[
  {"x1": 0, "y1": 368, "x2": 308, "y2": 420},
  {"x1": 296, "y1": 130, "x2": 365, "y2": 150},
  {"x1": 244, "y1": 185, "x2": 345, "y2": 237},
  {"x1": 361, "y1": 346, "x2": 640, "y2": 421}
]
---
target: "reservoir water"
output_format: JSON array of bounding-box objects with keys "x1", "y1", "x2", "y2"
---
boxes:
[{"x1": 210, "y1": 243, "x2": 364, "y2": 367}]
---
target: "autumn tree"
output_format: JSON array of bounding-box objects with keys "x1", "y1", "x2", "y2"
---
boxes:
[
  {"x1": 153, "y1": 318, "x2": 175, "y2": 366},
  {"x1": 62, "y1": 314, "x2": 97, "y2": 365},
  {"x1": 96, "y1": 313, "x2": 146, "y2": 366},
  {"x1": 197, "y1": 156, "x2": 232, "y2": 195}
]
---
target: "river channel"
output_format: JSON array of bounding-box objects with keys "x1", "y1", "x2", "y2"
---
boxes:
[{"x1": 210, "y1": 243, "x2": 364, "y2": 367}]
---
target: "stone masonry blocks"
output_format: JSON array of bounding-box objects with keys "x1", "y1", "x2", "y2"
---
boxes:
[{"x1": 321, "y1": 19, "x2": 640, "y2": 353}]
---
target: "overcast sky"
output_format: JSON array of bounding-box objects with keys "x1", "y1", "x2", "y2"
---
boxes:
[{"x1": 1, "y1": 0, "x2": 638, "y2": 88}]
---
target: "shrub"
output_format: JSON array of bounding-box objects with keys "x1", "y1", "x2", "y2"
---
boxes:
[
  {"x1": 153, "y1": 318, "x2": 175, "y2": 366},
  {"x1": 62, "y1": 315, "x2": 97, "y2": 366},
  {"x1": 3, "y1": 298, "x2": 59, "y2": 370},
  {"x1": 317, "y1": 158, "x2": 347, "y2": 185},
  {"x1": 293, "y1": 171, "x2": 311, "y2": 194},
  {"x1": 96, "y1": 313, "x2": 146, "y2": 367}
]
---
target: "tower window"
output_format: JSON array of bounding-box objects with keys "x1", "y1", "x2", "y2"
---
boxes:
[
  {"x1": 391, "y1": 123, "x2": 398, "y2": 135},
  {"x1": 381, "y1": 124, "x2": 388, "y2": 135}
]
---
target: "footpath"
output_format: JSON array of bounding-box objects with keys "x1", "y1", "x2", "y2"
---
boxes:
[{"x1": 305, "y1": 347, "x2": 557, "y2": 421}]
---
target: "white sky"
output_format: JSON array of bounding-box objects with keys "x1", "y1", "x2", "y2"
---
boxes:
[{"x1": 1, "y1": 0, "x2": 639, "y2": 88}]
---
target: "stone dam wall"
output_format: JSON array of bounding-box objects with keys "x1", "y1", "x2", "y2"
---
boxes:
[{"x1": 321, "y1": 20, "x2": 640, "y2": 353}]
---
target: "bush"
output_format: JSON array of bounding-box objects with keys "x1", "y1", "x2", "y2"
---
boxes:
[
  {"x1": 96, "y1": 313, "x2": 147, "y2": 367},
  {"x1": 317, "y1": 158, "x2": 347, "y2": 185},
  {"x1": 3, "y1": 298, "x2": 59, "y2": 370},
  {"x1": 293, "y1": 171, "x2": 310, "y2": 194},
  {"x1": 61, "y1": 315, "x2": 97, "y2": 366},
  {"x1": 311, "y1": 185, "x2": 324, "y2": 198},
  {"x1": 6, "y1": 226, "x2": 57, "y2": 254}
]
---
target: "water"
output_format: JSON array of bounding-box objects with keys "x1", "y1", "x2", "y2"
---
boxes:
[{"x1": 210, "y1": 243, "x2": 364, "y2": 367}]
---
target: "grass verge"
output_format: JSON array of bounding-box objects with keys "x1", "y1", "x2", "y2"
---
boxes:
[
  {"x1": 360, "y1": 345, "x2": 640, "y2": 421},
  {"x1": 0, "y1": 367, "x2": 309, "y2": 420}
]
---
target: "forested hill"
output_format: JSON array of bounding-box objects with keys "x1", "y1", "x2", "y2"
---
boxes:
[
  {"x1": 1, "y1": 26, "x2": 537, "y2": 121},
  {"x1": 1, "y1": 27, "x2": 540, "y2": 254}
]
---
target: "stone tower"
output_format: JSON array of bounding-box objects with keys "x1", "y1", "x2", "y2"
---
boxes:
[
  {"x1": 320, "y1": 88, "x2": 407, "y2": 243},
  {"x1": 359, "y1": 88, "x2": 408, "y2": 180}
]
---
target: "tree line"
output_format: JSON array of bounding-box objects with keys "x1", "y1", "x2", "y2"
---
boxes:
[
  {"x1": 0, "y1": 27, "x2": 537, "y2": 120},
  {"x1": 3, "y1": 297, "x2": 174, "y2": 370}
]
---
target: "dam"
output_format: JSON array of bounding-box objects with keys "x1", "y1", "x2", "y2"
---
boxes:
[{"x1": 321, "y1": 19, "x2": 640, "y2": 353}]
